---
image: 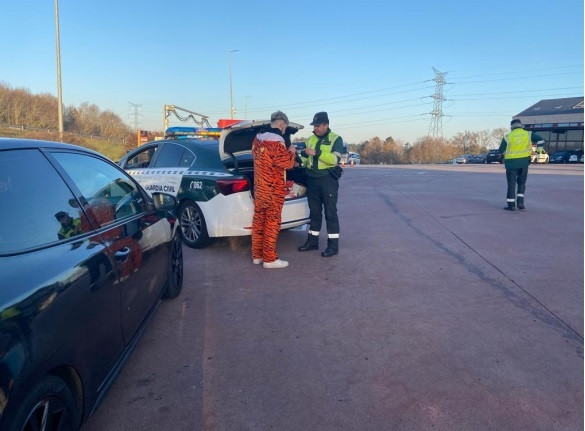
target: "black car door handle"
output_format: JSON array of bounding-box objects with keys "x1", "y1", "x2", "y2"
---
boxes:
[{"x1": 114, "y1": 247, "x2": 131, "y2": 261}]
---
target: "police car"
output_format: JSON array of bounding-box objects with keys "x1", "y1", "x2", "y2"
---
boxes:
[{"x1": 118, "y1": 121, "x2": 310, "y2": 248}]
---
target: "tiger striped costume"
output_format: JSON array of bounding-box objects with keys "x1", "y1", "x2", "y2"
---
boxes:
[{"x1": 251, "y1": 128, "x2": 296, "y2": 263}]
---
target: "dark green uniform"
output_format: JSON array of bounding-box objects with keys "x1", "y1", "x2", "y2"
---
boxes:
[
  {"x1": 498, "y1": 127, "x2": 544, "y2": 209},
  {"x1": 300, "y1": 129, "x2": 344, "y2": 236}
]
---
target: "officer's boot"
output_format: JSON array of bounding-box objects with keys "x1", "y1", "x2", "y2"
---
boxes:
[
  {"x1": 503, "y1": 201, "x2": 515, "y2": 211},
  {"x1": 321, "y1": 238, "x2": 338, "y2": 257},
  {"x1": 298, "y1": 233, "x2": 319, "y2": 252},
  {"x1": 517, "y1": 194, "x2": 525, "y2": 210}
]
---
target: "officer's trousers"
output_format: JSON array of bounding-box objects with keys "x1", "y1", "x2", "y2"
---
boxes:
[
  {"x1": 307, "y1": 174, "x2": 339, "y2": 234},
  {"x1": 506, "y1": 167, "x2": 528, "y2": 200}
]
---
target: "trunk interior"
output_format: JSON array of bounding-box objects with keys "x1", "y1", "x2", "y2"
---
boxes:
[{"x1": 222, "y1": 156, "x2": 307, "y2": 201}]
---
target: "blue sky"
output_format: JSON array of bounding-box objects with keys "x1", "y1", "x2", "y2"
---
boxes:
[{"x1": 1, "y1": 0, "x2": 583, "y2": 144}]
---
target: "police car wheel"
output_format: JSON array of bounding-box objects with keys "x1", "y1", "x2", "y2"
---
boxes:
[{"x1": 178, "y1": 200, "x2": 209, "y2": 248}]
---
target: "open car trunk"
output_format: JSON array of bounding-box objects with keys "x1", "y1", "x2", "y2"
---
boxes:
[{"x1": 219, "y1": 120, "x2": 307, "y2": 200}]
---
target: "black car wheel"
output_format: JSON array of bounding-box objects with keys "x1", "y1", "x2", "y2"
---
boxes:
[
  {"x1": 5, "y1": 375, "x2": 80, "y2": 431},
  {"x1": 164, "y1": 231, "x2": 183, "y2": 299},
  {"x1": 178, "y1": 200, "x2": 209, "y2": 248}
]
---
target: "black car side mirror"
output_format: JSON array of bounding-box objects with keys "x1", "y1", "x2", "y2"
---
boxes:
[{"x1": 151, "y1": 192, "x2": 177, "y2": 211}]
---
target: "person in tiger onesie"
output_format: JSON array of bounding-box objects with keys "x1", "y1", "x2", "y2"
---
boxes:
[{"x1": 251, "y1": 111, "x2": 297, "y2": 268}]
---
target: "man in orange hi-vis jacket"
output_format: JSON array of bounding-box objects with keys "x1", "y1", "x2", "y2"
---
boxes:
[{"x1": 251, "y1": 111, "x2": 297, "y2": 269}]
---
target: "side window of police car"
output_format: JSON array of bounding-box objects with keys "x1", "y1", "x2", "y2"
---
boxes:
[
  {"x1": 154, "y1": 143, "x2": 194, "y2": 168},
  {"x1": 0, "y1": 149, "x2": 91, "y2": 254},
  {"x1": 53, "y1": 153, "x2": 147, "y2": 226},
  {"x1": 125, "y1": 145, "x2": 158, "y2": 169}
]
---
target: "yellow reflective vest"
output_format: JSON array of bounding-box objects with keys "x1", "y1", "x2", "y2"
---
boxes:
[
  {"x1": 302, "y1": 131, "x2": 342, "y2": 171},
  {"x1": 503, "y1": 129, "x2": 532, "y2": 160}
]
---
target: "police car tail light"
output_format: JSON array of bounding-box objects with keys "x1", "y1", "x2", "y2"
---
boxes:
[{"x1": 217, "y1": 179, "x2": 250, "y2": 195}]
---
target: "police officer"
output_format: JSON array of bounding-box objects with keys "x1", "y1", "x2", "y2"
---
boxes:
[
  {"x1": 499, "y1": 119, "x2": 544, "y2": 211},
  {"x1": 298, "y1": 112, "x2": 344, "y2": 257},
  {"x1": 55, "y1": 211, "x2": 82, "y2": 239}
]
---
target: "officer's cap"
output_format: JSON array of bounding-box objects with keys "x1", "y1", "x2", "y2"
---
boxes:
[{"x1": 310, "y1": 111, "x2": 329, "y2": 126}]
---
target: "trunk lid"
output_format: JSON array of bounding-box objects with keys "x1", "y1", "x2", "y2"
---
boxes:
[{"x1": 218, "y1": 120, "x2": 304, "y2": 162}]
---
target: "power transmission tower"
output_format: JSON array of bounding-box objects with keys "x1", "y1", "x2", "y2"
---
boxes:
[
  {"x1": 128, "y1": 102, "x2": 143, "y2": 131},
  {"x1": 428, "y1": 67, "x2": 448, "y2": 138}
]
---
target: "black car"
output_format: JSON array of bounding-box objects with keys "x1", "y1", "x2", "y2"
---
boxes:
[
  {"x1": 485, "y1": 149, "x2": 502, "y2": 163},
  {"x1": 468, "y1": 153, "x2": 486, "y2": 164},
  {"x1": 0, "y1": 138, "x2": 183, "y2": 430},
  {"x1": 549, "y1": 150, "x2": 575, "y2": 163}
]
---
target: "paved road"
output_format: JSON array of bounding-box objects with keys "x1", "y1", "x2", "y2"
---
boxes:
[{"x1": 84, "y1": 163, "x2": 583, "y2": 431}]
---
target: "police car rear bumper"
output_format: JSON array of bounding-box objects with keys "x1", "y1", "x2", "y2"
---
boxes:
[{"x1": 199, "y1": 193, "x2": 309, "y2": 237}]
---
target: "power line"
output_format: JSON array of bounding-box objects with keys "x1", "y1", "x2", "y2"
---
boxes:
[
  {"x1": 449, "y1": 71, "x2": 582, "y2": 85},
  {"x1": 449, "y1": 86, "x2": 583, "y2": 97},
  {"x1": 453, "y1": 93, "x2": 583, "y2": 101},
  {"x1": 447, "y1": 64, "x2": 583, "y2": 80}
]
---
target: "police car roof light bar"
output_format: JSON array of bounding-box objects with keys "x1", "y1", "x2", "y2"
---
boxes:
[{"x1": 164, "y1": 126, "x2": 222, "y2": 139}]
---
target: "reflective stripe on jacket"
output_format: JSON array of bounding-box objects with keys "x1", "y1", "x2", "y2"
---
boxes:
[{"x1": 504, "y1": 129, "x2": 532, "y2": 160}]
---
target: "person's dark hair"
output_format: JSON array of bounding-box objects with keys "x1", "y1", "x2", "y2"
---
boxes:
[{"x1": 54, "y1": 211, "x2": 68, "y2": 221}]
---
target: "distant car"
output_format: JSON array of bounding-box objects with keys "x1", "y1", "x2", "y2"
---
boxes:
[
  {"x1": 119, "y1": 121, "x2": 310, "y2": 248},
  {"x1": 468, "y1": 154, "x2": 486, "y2": 164},
  {"x1": 0, "y1": 138, "x2": 183, "y2": 431},
  {"x1": 568, "y1": 150, "x2": 583, "y2": 163},
  {"x1": 484, "y1": 149, "x2": 503, "y2": 164},
  {"x1": 346, "y1": 152, "x2": 360, "y2": 165},
  {"x1": 550, "y1": 150, "x2": 575, "y2": 164},
  {"x1": 456, "y1": 154, "x2": 473, "y2": 164},
  {"x1": 531, "y1": 150, "x2": 549, "y2": 164}
]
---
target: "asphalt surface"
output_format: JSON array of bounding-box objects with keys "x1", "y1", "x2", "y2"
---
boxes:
[{"x1": 83, "y1": 163, "x2": 583, "y2": 431}]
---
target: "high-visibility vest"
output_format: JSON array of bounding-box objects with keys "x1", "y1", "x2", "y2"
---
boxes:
[
  {"x1": 504, "y1": 129, "x2": 532, "y2": 160},
  {"x1": 303, "y1": 131, "x2": 341, "y2": 170}
]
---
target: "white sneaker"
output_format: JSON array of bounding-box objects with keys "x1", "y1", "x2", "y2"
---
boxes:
[
  {"x1": 252, "y1": 258, "x2": 263, "y2": 265},
  {"x1": 263, "y1": 259, "x2": 289, "y2": 269}
]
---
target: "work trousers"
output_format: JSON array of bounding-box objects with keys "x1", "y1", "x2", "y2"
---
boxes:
[
  {"x1": 506, "y1": 167, "x2": 528, "y2": 201},
  {"x1": 307, "y1": 174, "x2": 339, "y2": 234},
  {"x1": 252, "y1": 196, "x2": 284, "y2": 263}
]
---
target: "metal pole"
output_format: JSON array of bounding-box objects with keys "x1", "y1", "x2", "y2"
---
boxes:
[
  {"x1": 54, "y1": 0, "x2": 64, "y2": 141},
  {"x1": 229, "y1": 49, "x2": 238, "y2": 119},
  {"x1": 245, "y1": 95, "x2": 251, "y2": 119}
]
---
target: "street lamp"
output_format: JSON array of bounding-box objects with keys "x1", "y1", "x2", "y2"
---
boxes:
[
  {"x1": 228, "y1": 49, "x2": 239, "y2": 119},
  {"x1": 54, "y1": 0, "x2": 63, "y2": 141}
]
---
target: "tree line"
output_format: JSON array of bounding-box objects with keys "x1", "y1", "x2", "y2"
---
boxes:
[
  {"x1": 347, "y1": 128, "x2": 507, "y2": 164},
  {"x1": 0, "y1": 83, "x2": 135, "y2": 146},
  {"x1": 1, "y1": 82, "x2": 507, "y2": 164}
]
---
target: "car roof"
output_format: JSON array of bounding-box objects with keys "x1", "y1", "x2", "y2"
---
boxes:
[
  {"x1": 121, "y1": 138, "x2": 226, "y2": 169},
  {"x1": 0, "y1": 137, "x2": 103, "y2": 157}
]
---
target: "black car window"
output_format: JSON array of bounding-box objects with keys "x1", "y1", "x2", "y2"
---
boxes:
[
  {"x1": 125, "y1": 146, "x2": 158, "y2": 169},
  {"x1": 179, "y1": 149, "x2": 195, "y2": 167},
  {"x1": 53, "y1": 153, "x2": 147, "y2": 226},
  {"x1": 0, "y1": 149, "x2": 91, "y2": 254},
  {"x1": 154, "y1": 143, "x2": 193, "y2": 168}
]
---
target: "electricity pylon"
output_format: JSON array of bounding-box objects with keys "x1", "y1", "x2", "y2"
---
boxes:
[{"x1": 429, "y1": 67, "x2": 448, "y2": 138}]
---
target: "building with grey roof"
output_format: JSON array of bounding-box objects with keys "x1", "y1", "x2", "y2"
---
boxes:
[{"x1": 513, "y1": 97, "x2": 584, "y2": 154}]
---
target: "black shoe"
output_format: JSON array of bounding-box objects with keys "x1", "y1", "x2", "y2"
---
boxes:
[
  {"x1": 517, "y1": 203, "x2": 526, "y2": 210},
  {"x1": 298, "y1": 235, "x2": 319, "y2": 252},
  {"x1": 321, "y1": 238, "x2": 338, "y2": 257},
  {"x1": 321, "y1": 247, "x2": 338, "y2": 257},
  {"x1": 503, "y1": 205, "x2": 515, "y2": 211}
]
